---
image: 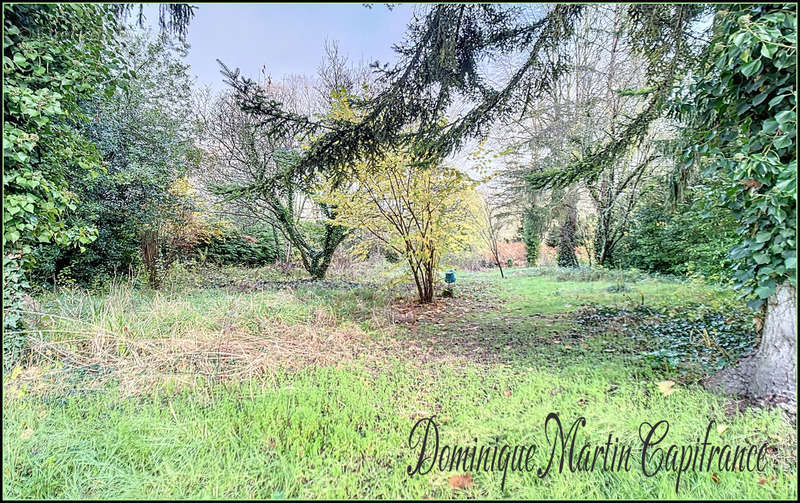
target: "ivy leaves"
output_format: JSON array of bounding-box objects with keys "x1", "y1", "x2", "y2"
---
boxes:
[
  {"x1": 673, "y1": 4, "x2": 797, "y2": 310},
  {"x1": 2, "y1": 4, "x2": 126, "y2": 363},
  {"x1": 2, "y1": 4, "x2": 123, "y2": 263}
]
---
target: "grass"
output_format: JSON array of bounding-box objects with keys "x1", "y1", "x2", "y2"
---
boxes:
[
  {"x1": 482, "y1": 267, "x2": 738, "y2": 315},
  {"x1": 3, "y1": 265, "x2": 796, "y2": 499}
]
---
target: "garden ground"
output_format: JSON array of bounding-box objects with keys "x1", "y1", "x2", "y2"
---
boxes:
[{"x1": 2, "y1": 266, "x2": 797, "y2": 499}]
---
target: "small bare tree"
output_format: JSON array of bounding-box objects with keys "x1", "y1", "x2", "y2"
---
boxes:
[{"x1": 479, "y1": 195, "x2": 506, "y2": 278}]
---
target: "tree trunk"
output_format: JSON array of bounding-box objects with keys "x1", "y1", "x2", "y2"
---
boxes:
[
  {"x1": 493, "y1": 249, "x2": 505, "y2": 278},
  {"x1": 410, "y1": 263, "x2": 425, "y2": 303},
  {"x1": 704, "y1": 283, "x2": 797, "y2": 410},
  {"x1": 419, "y1": 268, "x2": 434, "y2": 304},
  {"x1": 557, "y1": 203, "x2": 579, "y2": 268},
  {"x1": 422, "y1": 273, "x2": 433, "y2": 303},
  {"x1": 310, "y1": 263, "x2": 327, "y2": 280},
  {"x1": 272, "y1": 225, "x2": 280, "y2": 264}
]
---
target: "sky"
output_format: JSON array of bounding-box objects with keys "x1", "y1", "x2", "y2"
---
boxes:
[
  {"x1": 143, "y1": 3, "x2": 417, "y2": 91},
  {"x1": 133, "y1": 3, "x2": 496, "y2": 174}
]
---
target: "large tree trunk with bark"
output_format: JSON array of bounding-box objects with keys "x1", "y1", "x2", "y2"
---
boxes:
[{"x1": 705, "y1": 283, "x2": 796, "y2": 410}]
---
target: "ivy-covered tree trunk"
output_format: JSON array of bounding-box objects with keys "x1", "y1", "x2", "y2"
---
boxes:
[
  {"x1": 681, "y1": 4, "x2": 797, "y2": 410},
  {"x1": 268, "y1": 196, "x2": 348, "y2": 280},
  {"x1": 308, "y1": 260, "x2": 329, "y2": 280},
  {"x1": 557, "y1": 203, "x2": 579, "y2": 267},
  {"x1": 705, "y1": 284, "x2": 797, "y2": 408},
  {"x1": 294, "y1": 226, "x2": 346, "y2": 280},
  {"x1": 305, "y1": 225, "x2": 346, "y2": 280},
  {"x1": 593, "y1": 214, "x2": 614, "y2": 266},
  {"x1": 271, "y1": 225, "x2": 281, "y2": 263},
  {"x1": 522, "y1": 205, "x2": 547, "y2": 266}
]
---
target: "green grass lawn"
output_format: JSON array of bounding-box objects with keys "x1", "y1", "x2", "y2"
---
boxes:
[{"x1": 3, "y1": 267, "x2": 796, "y2": 499}]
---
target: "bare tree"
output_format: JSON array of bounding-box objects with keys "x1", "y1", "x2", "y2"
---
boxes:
[
  {"x1": 479, "y1": 194, "x2": 506, "y2": 278},
  {"x1": 195, "y1": 42, "x2": 371, "y2": 278},
  {"x1": 493, "y1": 5, "x2": 666, "y2": 266},
  {"x1": 582, "y1": 5, "x2": 664, "y2": 265}
]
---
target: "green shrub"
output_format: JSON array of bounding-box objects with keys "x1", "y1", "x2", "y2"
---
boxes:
[
  {"x1": 29, "y1": 221, "x2": 141, "y2": 290},
  {"x1": 384, "y1": 246, "x2": 401, "y2": 263},
  {"x1": 615, "y1": 199, "x2": 738, "y2": 282},
  {"x1": 196, "y1": 225, "x2": 280, "y2": 267},
  {"x1": 2, "y1": 254, "x2": 29, "y2": 368}
]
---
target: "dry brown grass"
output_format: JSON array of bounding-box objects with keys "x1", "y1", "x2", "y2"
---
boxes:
[
  {"x1": 10, "y1": 303, "x2": 396, "y2": 396},
  {"x1": 7, "y1": 278, "x2": 506, "y2": 396},
  {"x1": 28, "y1": 322, "x2": 367, "y2": 376}
]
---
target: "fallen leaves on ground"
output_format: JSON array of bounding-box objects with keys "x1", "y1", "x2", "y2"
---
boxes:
[
  {"x1": 448, "y1": 474, "x2": 473, "y2": 490},
  {"x1": 656, "y1": 380, "x2": 677, "y2": 396}
]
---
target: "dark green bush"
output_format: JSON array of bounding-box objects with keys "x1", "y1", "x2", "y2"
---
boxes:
[
  {"x1": 384, "y1": 246, "x2": 401, "y2": 263},
  {"x1": 29, "y1": 213, "x2": 141, "y2": 289},
  {"x1": 197, "y1": 226, "x2": 280, "y2": 267},
  {"x1": 614, "y1": 198, "x2": 738, "y2": 282}
]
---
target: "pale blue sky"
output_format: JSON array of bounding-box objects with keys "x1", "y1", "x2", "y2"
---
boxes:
[{"x1": 144, "y1": 3, "x2": 417, "y2": 90}]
